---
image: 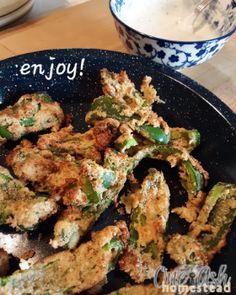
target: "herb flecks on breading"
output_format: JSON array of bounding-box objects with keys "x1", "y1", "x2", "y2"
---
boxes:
[
  {"x1": 0, "y1": 166, "x2": 57, "y2": 230},
  {"x1": 0, "y1": 92, "x2": 64, "y2": 145},
  {"x1": 120, "y1": 169, "x2": 170, "y2": 283},
  {"x1": 0, "y1": 222, "x2": 128, "y2": 295},
  {"x1": 37, "y1": 118, "x2": 119, "y2": 163},
  {"x1": 167, "y1": 183, "x2": 236, "y2": 265},
  {"x1": 86, "y1": 69, "x2": 170, "y2": 145}
]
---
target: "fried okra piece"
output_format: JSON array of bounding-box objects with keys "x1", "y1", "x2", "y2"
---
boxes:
[
  {"x1": 101, "y1": 68, "x2": 157, "y2": 104},
  {"x1": 6, "y1": 139, "x2": 81, "y2": 193},
  {"x1": 37, "y1": 118, "x2": 120, "y2": 163},
  {"x1": 166, "y1": 234, "x2": 208, "y2": 266},
  {"x1": 50, "y1": 147, "x2": 156, "y2": 249},
  {"x1": 172, "y1": 155, "x2": 209, "y2": 223},
  {"x1": 108, "y1": 284, "x2": 174, "y2": 295},
  {"x1": 54, "y1": 158, "x2": 116, "y2": 208},
  {"x1": 6, "y1": 139, "x2": 116, "y2": 207},
  {"x1": 178, "y1": 156, "x2": 209, "y2": 196},
  {"x1": 119, "y1": 169, "x2": 170, "y2": 283},
  {"x1": 0, "y1": 93, "x2": 64, "y2": 145},
  {"x1": 130, "y1": 142, "x2": 208, "y2": 223},
  {"x1": 167, "y1": 183, "x2": 236, "y2": 265},
  {"x1": 50, "y1": 149, "x2": 133, "y2": 249},
  {"x1": 50, "y1": 206, "x2": 94, "y2": 249},
  {"x1": 170, "y1": 127, "x2": 200, "y2": 153},
  {"x1": 143, "y1": 144, "x2": 189, "y2": 167},
  {"x1": 6, "y1": 139, "x2": 58, "y2": 191},
  {"x1": 0, "y1": 166, "x2": 57, "y2": 231},
  {"x1": 0, "y1": 221, "x2": 128, "y2": 295},
  {"x1": 197, "y1": 183, "x2": 236, "y2": 261},
  {"x1": 86, "y1": 69, "x2": 170, "y2": 145},
  {"x1": 190, "y1": 183, "x2": 236, "y2": 261}
]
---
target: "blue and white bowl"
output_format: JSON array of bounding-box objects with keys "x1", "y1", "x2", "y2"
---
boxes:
[{"x1": 110, "y1": 0, "x2": 236, "y2": 70}]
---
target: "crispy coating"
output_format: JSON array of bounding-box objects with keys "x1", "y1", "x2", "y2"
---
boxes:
[
  {"x1": 172, "y1": 191, "x2": 206, "y2": 223},
  {"x1": 6, "y1": 138, "x2": 116, "y2": 207},
  {"x1": 50, "y1": 147, "x2": 151, "y2": 249},
  {"x1": 120, "y1": 169, "x2": 170, "y2": 283},
  {"x1": 86, "y1": 69, "x2": 169, "y2": 136},
  {"x1": 0, "y1": 93, "x2": 64, "y2": 145},
  {"x1": 50, "y1": 149, "x2": 132, "y2": 249},
  {"x1": 0, "y1": 166, "x2": 57, "y2": 230},
  {"x1": 101, "y1": 68, "x2": 161, "y2": 105},
  {"x1": 190, "y1": 183, "x2": 236, "y2": 261},
  {"x1": 52, "y1": 158, "x2": 116, "y2": 207},
  {"x1": 6, "y1": 140, "x2": 80, "y2": 193},
  {"x1": 170, "y1": 127, "x2": 200, "y2": 153},
  {"x1": 172, "y1": 156, "x2": 209, "y2": 223},
  {"x1": 37, "y1": 118, "x2": 120, "y2": 163},
  {"x1": 6, "y1": 139, "x2": 58, "y2": 190},
  {"x1": 166, "y1": 234, "x2": 208, "y2": 265},
  {"x1": 168, "y1": 184, "x2": 236, "y2": 266},
  {"x1": 50, "y1": 206, "x2": 94, "y2": 249},
  {"x1": 0, "y1": 222, "x2": 128, "y2": 295}
]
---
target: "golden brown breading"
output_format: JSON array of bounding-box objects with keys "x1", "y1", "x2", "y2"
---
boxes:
[
  {"x1": 6, "y1": 139, "x2": 116, "y2": 208},
  {"x1": 6, "y1": 139, "x2": 58, "y2": 190},
  {"x1": 120, "y1": 169, "x2": 170, "y2": 283},
  {"x1": 51, "y1": 147, "x2": 147, "y2": 250},
  {"x1": 87, "y1": 69, "x2": 169, "y2": 136},
  {"x1": 166, "y1": 234, "x2": 208, "y2": 265},
  {"x1": 37, "y1": 118, "x2": 120, "y2": 163},
  {"x1": 0, "y1": 166, "x2": 57, "y2": 230},
  {"x1": 50, "y1": 206, "x2": 94, "y2": 249},
  {"x1": 0, "y1": 221, "x2": 129, "y2": 295},
  {"x1": 172, "y1": 156, "x2": 209, "y2": 223},
  {"x1": 0, "y1": 93, "x2": 64, "y2": 145},
  {"x1": 52, "y1": 158, "x2": 116, "y2": 207},
  {"x1": 172, "y1": 191, "x2": 206, "y2": 223},
  {"x1": 101, "y1": 68, "x2": 136, "y2": 101}
]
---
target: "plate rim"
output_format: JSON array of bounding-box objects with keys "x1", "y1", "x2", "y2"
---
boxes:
[{"x1": 1, "y1": 48, "x2": 235, "y2": 129}]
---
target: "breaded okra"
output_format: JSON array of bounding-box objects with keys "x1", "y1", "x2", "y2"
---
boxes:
[
  {"x1": 37, "y1": 118, "x2": 120, "y2": 163},
  {"x1": 170, "y1": 127, "x2": 200, "y2": 153},
  {"x1": 50, "y1": 146, "x2": 158, "y2": 249},
  {"x1": 172, "y1": 155, "x2": 209, "y2": 223},
  {"x1": 167, "y1": 183, "x2": 236, "y2": 265},
  {"x1": 0, "y1": 221, "x2": 128, "y2": 295},
  {"x1": 119, "y1": 169, "x2": 170, "y2": 283},
  {"x1": 130, "y1": 142, "x2": 208, "y2": 223},
  {"x1": 6, "y1": 139, "x2": 116, "y2": 208},
  {"x1": 6, "y1": 139, "x2": 83, "y2": 193},
  {"x1": 166, "y1": 234, "x2": 208, "y2": 265},
  {"x1": 0, "y1": 166, "x2": 57, "y2": 231},
  {"x1": 85, "y1": 69, "x2": 170, "y2": 145},
  {"x1": 190, "y1": 183, "x2": 236, "y2": 261},
  {"x1": 6, "y1": 139, "x2": 58, "y2": 191},
  {"x1": 0, "y1": 92, "x2": 64, "y2": 145},
  {"x1": 85, "y1": 69, "x2": 208, "y2": 223}
]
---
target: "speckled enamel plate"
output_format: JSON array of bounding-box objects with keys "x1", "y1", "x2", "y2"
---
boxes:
[{"x1": 0, "y1": 49, "x2": 235, "y2": 293}]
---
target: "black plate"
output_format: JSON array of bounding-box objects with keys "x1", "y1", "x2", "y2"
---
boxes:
[{"x1": 0, "y1": 49, "x2": 236, "y2": 293}]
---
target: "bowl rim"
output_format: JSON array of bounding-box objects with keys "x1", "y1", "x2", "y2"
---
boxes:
[{"x1": 109, "y1": 0, "x2": 236, "y2": 44}]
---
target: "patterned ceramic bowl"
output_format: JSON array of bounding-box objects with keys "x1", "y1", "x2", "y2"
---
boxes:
[{"x1": 110, "y1": 0, "x2": 236, "y2": 69}]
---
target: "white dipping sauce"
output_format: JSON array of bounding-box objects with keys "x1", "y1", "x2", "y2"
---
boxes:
[{"x1": 120, "y1": 0, "x2": 219, "y2": 41}]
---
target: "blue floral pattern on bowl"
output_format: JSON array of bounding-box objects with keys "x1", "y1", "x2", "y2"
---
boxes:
[{"x1": 110, "y1": 0, "x2": 236, "y2": 70}]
